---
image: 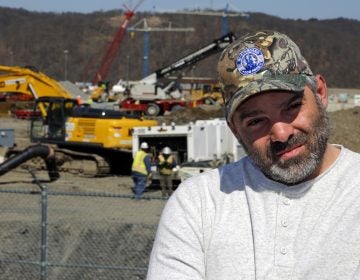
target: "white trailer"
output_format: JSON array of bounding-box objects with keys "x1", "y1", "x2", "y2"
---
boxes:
[{"x1": 132, "y1": 118, "x2": 246, "y2": 183}]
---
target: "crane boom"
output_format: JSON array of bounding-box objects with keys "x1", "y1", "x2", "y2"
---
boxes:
[
  {"x1": 91, "y1": 0, "x2": 145, "y2": 84},
  {"x1": 125, "y1": 32, "x2": 236, "y2": 99},
  {"x1": 118, "y1": 32, "x2": 236, "y2": 116},
  {"x1": 154, "y1": 32, "x2": 236, "y2": 80}
]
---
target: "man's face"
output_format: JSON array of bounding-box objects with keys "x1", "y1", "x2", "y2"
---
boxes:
[{"x1": 229, "y1": 87, "x2": 330, "y2": 184}]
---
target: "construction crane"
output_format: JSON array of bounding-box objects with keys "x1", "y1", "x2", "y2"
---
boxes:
[
  {"x1": 169, "y1": 3, "x2": 249, "y2": 36},
  {"x1": 92, "y1": 0, "x2": 145, "y2": 85},
  {"x1": 127, "y1": 18, "x2": 195, "y2": 78},
  {"x1": 88, "y1": 0, "x2": 145, "y2": 102},
  {"x1": 119, "y1": 32, "x2": 236, "y2": 116}
]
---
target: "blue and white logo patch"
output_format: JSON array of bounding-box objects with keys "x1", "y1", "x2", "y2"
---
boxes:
[{"x1": 236, "y1": 48, "x2": 265, "y2": 76}]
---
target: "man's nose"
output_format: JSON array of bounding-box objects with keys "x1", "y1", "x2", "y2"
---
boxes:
[{"x1": 270, "y1": 122, "x2": 294, "y2": 143}]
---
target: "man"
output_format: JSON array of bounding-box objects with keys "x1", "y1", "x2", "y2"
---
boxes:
[
  {"x1": 147, "y1": 30, "x2": 360, "y2": 279},
  {"x1": 131, "y1": 142, "x2": 152, "y2": 200},
  {"x1": 157, "y1": 146, "x2": 176, "y2": 198}
]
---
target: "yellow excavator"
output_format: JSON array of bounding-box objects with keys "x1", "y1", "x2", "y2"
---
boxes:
[{"x1": 0, "y1": 65, "x2": 158, "y2": 176}]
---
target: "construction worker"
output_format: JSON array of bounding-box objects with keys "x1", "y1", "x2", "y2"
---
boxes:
[
  {"x1": 157, "y1": 146, "x2": 176, "y2": 198},
  {"x1": 131, "y1": 142, "x2": 152, "y2": 200},
  {"x1": 76, "y1": 95, "x2": 82, "y2": 105}
]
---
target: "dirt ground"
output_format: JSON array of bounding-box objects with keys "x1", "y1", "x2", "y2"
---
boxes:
[{"x1": 0, "y1": 115, "x2": 166, "y2": 279}]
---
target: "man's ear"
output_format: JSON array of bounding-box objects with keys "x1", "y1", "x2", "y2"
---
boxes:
[{"x1": 315, "y1": 74, "x2": 328, "y2": 108}]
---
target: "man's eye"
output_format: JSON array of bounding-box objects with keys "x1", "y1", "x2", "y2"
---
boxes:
[
  {"x1": 288, "y1": 102, "x2": 302, "y2": 110},
  {"x1": 246, "y1": 118, "x2": 263, "y2": 127}
]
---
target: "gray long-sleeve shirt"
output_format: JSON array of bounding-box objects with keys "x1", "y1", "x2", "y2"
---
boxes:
[{"x1": 147, "y1": 146, "x2": 360, "y2": 279}]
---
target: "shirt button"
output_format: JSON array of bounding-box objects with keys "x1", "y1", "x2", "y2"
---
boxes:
[
  {"x1": 281, "y1": 220, "x2": 288, "y2": 227},
  {"x1": 283, "y1": 198, "x2": 291, "y2": 205},
  {"x1": 280, "y1": 247, "x2": 287, "y2": 255}
]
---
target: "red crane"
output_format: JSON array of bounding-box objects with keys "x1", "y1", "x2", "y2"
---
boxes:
[{"x1": 92, "y1": 0, "x2": 145, "y2": 85}]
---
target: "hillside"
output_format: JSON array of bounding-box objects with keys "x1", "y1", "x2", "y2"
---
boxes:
[{"x1": 0, "y1": 7, "x2": 359, "y2": 89}]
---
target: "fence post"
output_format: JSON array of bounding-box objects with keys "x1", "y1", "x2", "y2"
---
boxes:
[{"x1": 30, "y1": 170, "x2": 49, "y2": 280}]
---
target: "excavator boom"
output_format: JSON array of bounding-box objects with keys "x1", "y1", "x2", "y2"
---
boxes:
[{"x1": 0, "y1": 66, "x2": 72, "y2": 99}]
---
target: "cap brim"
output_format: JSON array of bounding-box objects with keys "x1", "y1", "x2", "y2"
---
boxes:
[{"x1": 226, "y1": 74, "x2": 309, "y2": 122}]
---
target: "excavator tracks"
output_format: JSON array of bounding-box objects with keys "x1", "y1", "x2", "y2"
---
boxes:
[
  {"x1": 53, "y1": 148, "x2": 111, "y2": 177},
  {"x1": 6, "y1": 147, "x2": 111, "y2": 177}
]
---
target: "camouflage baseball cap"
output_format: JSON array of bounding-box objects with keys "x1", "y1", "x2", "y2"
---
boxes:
[{"x1": 218, "y1": 30, "x2": 314, "y2": 122}]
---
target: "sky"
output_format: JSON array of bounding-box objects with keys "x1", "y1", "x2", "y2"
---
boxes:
[{"x1": 0, "y1": 0, "x2": 359, "y2": 21}]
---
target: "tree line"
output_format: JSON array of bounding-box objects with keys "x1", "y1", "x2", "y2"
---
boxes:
[{"x1": 0, "y1": 7, "x2": 359, "y2": 88}]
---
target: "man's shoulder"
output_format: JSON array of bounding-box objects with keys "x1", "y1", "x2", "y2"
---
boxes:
[
  {"x1": 176, "y1": 158, "x2": 252, "y2": 195},
  {"x1": 339, "y1": 145, "x2": 360, "y2": 164}
]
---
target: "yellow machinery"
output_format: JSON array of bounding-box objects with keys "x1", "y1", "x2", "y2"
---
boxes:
[
  {"x1": 0, "y1": 65, "x2": 158, "y2": 175},
  {"x1": 187, "y1": 80, "x2": 224, "y2": 105},
  {"x1": 0, "y1": 65, "x2": 71, "y2": 99},
  {"x1": 90, "y1": 86, "x2": 106, "y2": 102},
  {"x1": 89, "y1": 81, "x2": 109, "y2": 102}
]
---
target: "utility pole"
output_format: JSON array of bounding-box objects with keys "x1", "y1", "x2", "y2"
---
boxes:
[
  {"x1": 128, "y1": 18, "x2": 194, "y2": 78},
  {"x1": 222, "y1": 4, "x2": 229, "y2": 35},
  {"x1": 9, "y1": 50, "x2": 14, "y2": 65},
  {"x1": 63, "y1": 49, "x2": 69, "y2": 81}
]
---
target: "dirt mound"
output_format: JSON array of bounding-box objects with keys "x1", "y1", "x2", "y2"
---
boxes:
[
  {"x1": 153, "y1": 105, "x2": 225, "y2": 125},
  {"x1": 329, "y1": 107, "x2": 360, "y2": 152}
]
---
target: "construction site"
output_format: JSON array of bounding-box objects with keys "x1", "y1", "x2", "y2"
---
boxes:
[{"x1": 0, "y1": 1, "x2": 360, "y2": 279}]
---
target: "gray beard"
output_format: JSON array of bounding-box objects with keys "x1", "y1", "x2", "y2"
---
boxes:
[{"x1": 239, "y1": 99, "x2": 331, "y2": 185}]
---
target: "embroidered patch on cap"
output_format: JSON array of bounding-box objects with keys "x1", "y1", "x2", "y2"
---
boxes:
[{"x1": 236, "y1": 48, "x2": 265, "y2": 76}]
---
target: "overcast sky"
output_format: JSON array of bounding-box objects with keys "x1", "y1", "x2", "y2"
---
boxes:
[{"x1": 0, "y1": 0, "x2": 359, "y2": 20}]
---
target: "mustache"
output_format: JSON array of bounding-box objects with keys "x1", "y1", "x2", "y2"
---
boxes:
[{"x1": 270, "y1": 133, "x2": 308, "y2": 156}]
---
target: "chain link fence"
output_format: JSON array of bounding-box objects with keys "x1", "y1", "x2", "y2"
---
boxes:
[{"x1": 0, "y1": 170, "x2": 166, "y2": 280}]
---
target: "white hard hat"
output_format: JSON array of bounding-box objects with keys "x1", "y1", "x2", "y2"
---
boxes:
[
  {"x1": 162, "y1": 146, "x2": 172, "y2": 155},
  {"x1": 140, "y1": 142, "x2": 149, "y2": 149}
]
